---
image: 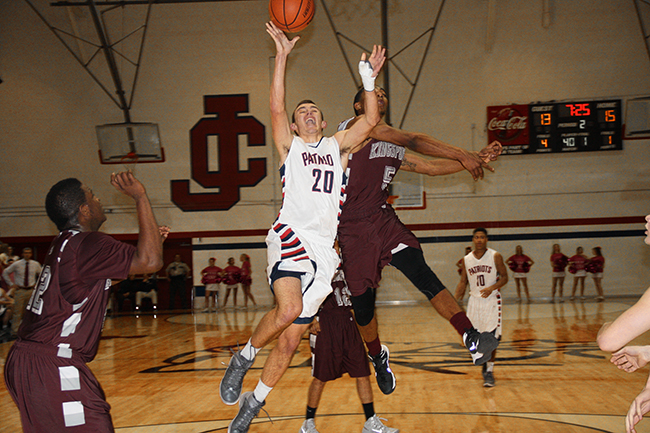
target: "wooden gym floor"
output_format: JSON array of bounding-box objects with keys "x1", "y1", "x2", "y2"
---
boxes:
[{"x1": 1, "y1": 295, "x2": 650, "y2": 433}]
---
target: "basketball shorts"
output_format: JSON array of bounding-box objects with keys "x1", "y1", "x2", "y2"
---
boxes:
[
  {"x1": 592, "y1": 272, "x2": 603, "y2": 279},
  {"x1": 310, "y1": 311, "x2": 370, "y2": 381},
  {"x1": 513, "y1": 272, "x2": 528, "y2": 279},
  {"x1": 338, "y1": 206, "x2": 420, "y2": 296},
  {"x1": 574, "y1": 270, "x2": 587, "y2": 277},
  {"x1": 4, "y1": 340, "x2": 113, "y2": 433},
  {"x1": 205, "y1": 283, "x2": 219, "y2": 292},
  {"x1": 552, "y1": 271, "x2": 566, "y2": 278},
  {"x1": 467, "y1": 291, "x2": 502, "y2": 338},
  {"x1": 266, "y1": 226, "x2": 339, "y2": 323}
]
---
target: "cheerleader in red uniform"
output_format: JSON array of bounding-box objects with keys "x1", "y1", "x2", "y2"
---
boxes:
[
  {"x1": 222, "y1": 257, "x2": 241, "y2": 309},
  {"x1": 550, "y1": 244, "x2": 569, "y2": 303},
  {"x1": 201, "y1": 257, "x2": 223, "y2": 312},
  {"x1": 240, "y1": 254, "x2": 257, "y2": 309},
  {"x1": 506, "y1": 245, "x2": 534, "y2": 303},
  {"x1": 588, "y1": 247, "x2": 605, "y2": 302},
  {"x1": 568, "y1": 246, "x2": 589, "y2": 301}
]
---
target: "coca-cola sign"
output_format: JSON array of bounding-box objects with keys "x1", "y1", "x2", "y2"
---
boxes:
[{"x1": 487, "y1": 105, "x2": 529, "y2": 147}]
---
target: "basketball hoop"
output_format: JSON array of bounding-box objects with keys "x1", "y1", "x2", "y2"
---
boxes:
[{"x1": 120, "y1": 152, "x2": 140, "y2": 175}]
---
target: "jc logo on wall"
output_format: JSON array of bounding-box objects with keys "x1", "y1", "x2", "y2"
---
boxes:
[{"x1": 171, "y1": 94, "x2": 267, "y2": 211}]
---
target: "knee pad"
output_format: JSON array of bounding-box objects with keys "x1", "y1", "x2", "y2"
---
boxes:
[
  {"x1": 351, "y1": 289, "x2": 376, "y2": 326},
  {"x1": 390, "y1": 247, "x2": 446, "y2": 300}
]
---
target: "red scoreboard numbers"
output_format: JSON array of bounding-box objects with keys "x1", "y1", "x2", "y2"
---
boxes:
[{"x1": 501, "y1": 99, "x2": 622, "y2": 155}]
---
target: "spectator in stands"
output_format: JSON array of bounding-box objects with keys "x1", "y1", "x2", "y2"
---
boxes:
[
  {"x1": 2, "y1": 247, "x2": 42, "y2": 338},
  {"x1": 136, "y1": 273, "x2": 158, "y2": 312}
]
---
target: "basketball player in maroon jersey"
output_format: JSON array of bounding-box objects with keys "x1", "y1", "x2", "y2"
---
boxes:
[
  {"x1": 338, "y1": 87, "x2": 502, "y2": 394},
  {"x1": 4, "y1": 172, "x2": 168, "y2": 432}
]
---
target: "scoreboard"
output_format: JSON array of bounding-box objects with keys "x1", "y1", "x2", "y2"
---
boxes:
[{"x1": 487, "y1": 99, "x2": 622, "y2": 155}]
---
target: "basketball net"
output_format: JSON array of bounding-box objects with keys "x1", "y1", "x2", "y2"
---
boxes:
[{"x1": 120, "y1": 152, "x2": 139, "y2": 176}]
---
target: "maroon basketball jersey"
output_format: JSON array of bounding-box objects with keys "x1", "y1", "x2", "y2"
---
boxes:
[
  {"x1": 338, "y1": 118, "x2": 405, "y2": 220},
  {"x1": 18, "y1": 230, "x2": 135, "y2": 362}
]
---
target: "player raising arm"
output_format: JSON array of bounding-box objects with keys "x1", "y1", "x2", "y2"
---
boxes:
[
  {"x1": 219, "y1": 22, "x2": 385, "y2": 433},
  {"x1": 336, "y1": 87, "x2": 502, "y2": 395},
  {"x1": 4, "y1": 172, "x2": 168, "y2": 432}
]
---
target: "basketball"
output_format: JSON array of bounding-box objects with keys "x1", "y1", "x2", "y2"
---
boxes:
[{"x1": 269, "y1": 0, "x2": 315, "y2": 33}]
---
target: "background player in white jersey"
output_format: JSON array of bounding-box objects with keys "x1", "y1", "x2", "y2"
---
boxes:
[
  {"x1": 219, "y1": 22, "x2": 385, "y2": 433},
  {"x1": 455, "y1": 228, "x2": 508, "y2": 387}
]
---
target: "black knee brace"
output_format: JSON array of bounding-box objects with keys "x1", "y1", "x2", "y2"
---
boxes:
[
  {"x1": 390, "y1": 247, "x2": 446, "y2": 300},
  {"x1": 351, "y1": 288, "x2": 376, "y2": 326}
]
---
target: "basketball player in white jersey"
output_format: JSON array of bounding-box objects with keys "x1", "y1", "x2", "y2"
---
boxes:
[
  {"x1": 220, "y1": 22, "x2": 385, "y2": 433},
  {"x1": 455, "y1": 228, "x2": 508, "y2": 387}
]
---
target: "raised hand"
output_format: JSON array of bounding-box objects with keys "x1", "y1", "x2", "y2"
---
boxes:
[
  {"x1": 110, "y1": 171, "x2": 146, "y2": 199},
  {"x1": 159, "y1": 226, "x2": 171, "y2": 241},
  {"x1": 365, "y1": 45, "x2": 386, "y2": 78},
  {"x1": 266, "y1": 21, "x2": 300, "y2": 56}
]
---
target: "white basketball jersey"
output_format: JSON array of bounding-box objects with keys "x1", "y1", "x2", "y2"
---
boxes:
[
  {"x1": 274, "y1": 135, "x2": 346, "y2": 246},
  {"x1": 464, "y1": 248, "x2": 499, "y2": 298}
]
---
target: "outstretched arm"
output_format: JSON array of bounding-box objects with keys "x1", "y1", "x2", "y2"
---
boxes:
[
  {"x1": 336, "y1": 45, "x2": 386, "y2": 157},
  {"x1": 266, "y1": 21, "x2": 299, "y2": 165},
  {"x1": 598, "y1": 287, "x2": 650, "y2": 352},
  {"x1": 400, "y1": 140, "x2": 500, "y2": 176},
  {"x1": 111, "y1": 172, "x2": 165, "y2": 275},
  {"x1": 370, "y1": 122, "x2": 501, "y2": 180}
]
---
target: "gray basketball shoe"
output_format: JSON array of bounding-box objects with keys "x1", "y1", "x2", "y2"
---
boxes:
[
  {"x1": 300, "y1": 418, "x2": 320, "y2": 433},
  {"x1": 483, "y1": 370, "x2": 495, "y2": 387},
  {"x1": 463, "y1": 330, "x2": 499, "y2": 365},
  {"x1": 220, "y1": 351, "x2": 254, "y2": 405},
  {"x1": 227, "y1": 391, "x2": 265, "y2": 433},
  {"x1": 362, "y1": 415, "x2": 399, "y2": 433}
]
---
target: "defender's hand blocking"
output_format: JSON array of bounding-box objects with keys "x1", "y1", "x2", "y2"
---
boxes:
[
  {"x1": 479, "y1": 140, "x2": 503, "y2": 162},
  {"x1": 359, "y1": 45, "x2": 386, "y2": 91}
]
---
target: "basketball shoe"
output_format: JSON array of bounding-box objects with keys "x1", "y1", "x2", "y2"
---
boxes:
[
  {"x1": 362, "y1": 415, "x2": 399, "y2": 433},
  {"x1": 300, "y1": 418, "x2": 320, "y2": 433},
  {"x1": 463, "y1": 330, "x2": 499, "y2": 365},
  {"x1": 369, "y1": 344, "x2": 395, "y2": 395},
  {"x1": 220, "y1": 351, "x2": 254, "y2": 405},
  {"x1": 227, "y1": 391, "x2": 265, "y2": 433},
  {"x1": 482, "y1": 365, "x2": 496, "y2": 387}
]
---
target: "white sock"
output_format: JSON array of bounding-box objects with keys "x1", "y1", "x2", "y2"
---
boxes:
[
  {"x1": 486, "y1": 362, "x2": 495, "y2": 372},
  {"x1": 253, "y1": 379, "x2": 273, "y2": 403},
  {"x1": 240, "y1": 339, "x2": 260, "y2": 361}
]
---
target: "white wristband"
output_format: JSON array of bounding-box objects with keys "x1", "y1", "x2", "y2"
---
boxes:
[{"x1": 358, "y1": 60, "x2": 375, "y2": 92}]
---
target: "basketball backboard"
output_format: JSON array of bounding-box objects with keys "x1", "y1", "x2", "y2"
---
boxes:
[{"x1": 96, "y1": 122, "x2": 165, "y2": 164}]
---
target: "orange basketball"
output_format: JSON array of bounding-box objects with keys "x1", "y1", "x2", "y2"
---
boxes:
[{"x1": 269, "y1": 0, "x2": 315, "y2": 33}]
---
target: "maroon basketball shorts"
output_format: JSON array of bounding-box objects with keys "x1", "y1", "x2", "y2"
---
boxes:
[
  {"x1": 311, "y1": 312, "x2": 371, "y2": 381},
  {"x1": 4, "y1": 340, "x2": 114, "y2": 433},
  {"x1": 338, "y1": 206, "x2": 420, "y2": 296}
]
